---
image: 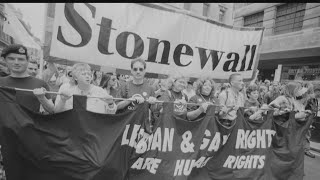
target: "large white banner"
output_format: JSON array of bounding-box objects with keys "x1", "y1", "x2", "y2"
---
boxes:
[{"x1": 48, "y1": 3, "x2": 264, "y2": 80}]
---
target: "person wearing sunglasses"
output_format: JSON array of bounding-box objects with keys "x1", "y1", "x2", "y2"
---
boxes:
[
  {"x1": 116, "y1": 58, "x2": 157, "y2": 112},
  {"x1": 115, "y1": 58, "x2": 157, "y2": 131}
]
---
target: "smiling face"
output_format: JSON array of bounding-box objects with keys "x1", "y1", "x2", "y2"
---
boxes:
[
  {"x1": 5, "y1": 53, "x2": 28, "y2": 75},
  {"x1": 249, "y1": 90, "x2": 259, "y2": 100},
  {"x1": 201, "y1": 80, "x2": 213, "y2": 96}
]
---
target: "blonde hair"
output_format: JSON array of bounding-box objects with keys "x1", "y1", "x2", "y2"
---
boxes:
[{"x1": 70, "y1": 63, "x2": 91, "y2": 85}]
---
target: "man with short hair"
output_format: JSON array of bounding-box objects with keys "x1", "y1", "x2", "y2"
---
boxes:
[
  {"x1": 116, "y1": 58, "x2": 158, "y2": 132},
  {"x1": 0, "y1": 44, "x2": 58, "y2": 180},
  {"x1": 218, "y1": 73, "x2": 245, "y2": 126},
  {"x1": 27, "y1": 59, "x2": 38, "y2": 77},
  {"x1": 0, "y1": 44, "x2": 54, "y2": 113},
  {"x1": 116, "y1": 58, "x2": 157, "y2": 111}
]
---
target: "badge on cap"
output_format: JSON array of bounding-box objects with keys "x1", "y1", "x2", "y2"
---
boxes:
[
  {"x1": 18, "y1": 47, "x2": 25, "y2": 54},
  {"x1": 142, "y1": 92, "x2": 147, "y2": 96}
]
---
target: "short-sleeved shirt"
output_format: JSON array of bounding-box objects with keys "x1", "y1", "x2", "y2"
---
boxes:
[
  {"x1": 117, "y1": 80, "x2": 155, "y2": 99},
  {"x1": 0, "y1": 76, "x2": 51, "y2": 112},
  {"x1": 116, "y1": 80, "x2": 155, "y2": 110},
  {"x1": 55, "y1": 83, "x2": 116, "y2": 114},
  {"x1": 218, "y1": 88, "x2": 245, "y2": 120}
]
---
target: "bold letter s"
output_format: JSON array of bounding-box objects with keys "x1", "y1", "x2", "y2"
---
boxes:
[{"x1": 57, "y1": 3, "x2": 96, "y2": 47}]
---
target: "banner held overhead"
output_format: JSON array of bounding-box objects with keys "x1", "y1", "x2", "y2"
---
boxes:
[{"x1": 45, "y1": 3, "x2": 264, "y2": 81}]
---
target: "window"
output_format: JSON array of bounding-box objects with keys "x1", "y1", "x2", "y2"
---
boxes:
[
  {"x1": 184, "y1": 3, "x2": 191, "y2": 10},
  {"x1": 219, "y1": 9, "x2": 225, "y2": 22},
  {"x1": 244, "y1": 11, "x2": 264, "y2": 27},
  {"x1": 203, "y1": 3, "x2": 210, "y2": 17},
  {"x1": 274, "y1": 3, "x2": 306, "y2": 35}
]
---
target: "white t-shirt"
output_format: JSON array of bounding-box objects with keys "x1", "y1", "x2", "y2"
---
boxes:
[{"x1": 55, "y1": 83, "x2": 116, "y2": 114}]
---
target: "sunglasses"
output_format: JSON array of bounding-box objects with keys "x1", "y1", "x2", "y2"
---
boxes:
[{"x1": 133, "y1": 67, "x2": 144, "y2": 72}]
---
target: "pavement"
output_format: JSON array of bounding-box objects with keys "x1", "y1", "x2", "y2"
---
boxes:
[
  {"x1": 304, "y1": 153, "x2": 320, "y2": 180},
  {"x1": 310, "y1": 141, "x2": 320, "y2": 153}
]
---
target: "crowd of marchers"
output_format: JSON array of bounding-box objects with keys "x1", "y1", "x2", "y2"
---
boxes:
[{"x1": 0, "y1": 44, "x2": 320, "y2": 179}]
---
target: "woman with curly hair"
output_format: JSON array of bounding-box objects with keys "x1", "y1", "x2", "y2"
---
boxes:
[{"x1": 188, "y1": 78, "x2": 219, "y2": 119}]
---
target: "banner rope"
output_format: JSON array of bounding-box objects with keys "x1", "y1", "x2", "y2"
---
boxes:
[{"x1": 2, "y1": 87, "x2": 311, "y2": 112}]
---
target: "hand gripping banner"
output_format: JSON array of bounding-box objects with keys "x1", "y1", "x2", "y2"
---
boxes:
[
  {"x1": 128, "y1": 103, "x2": 232, "y2": 180},
  {"x1": 265, "y1": 112, "x2": 314, "y2": 180},
  {"x1": 0, "y1": 87, "x2": 149, "y2": 180},
  {"x1": 190, "y1": 108, "x2": 275, "y2": 180},
  {"x1": 0, "y1": 87, "x2": 314, "y2": 180}
]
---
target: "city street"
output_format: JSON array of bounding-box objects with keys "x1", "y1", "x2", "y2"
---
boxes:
[{"x1": 304, "y1": 150, "x2": 320, "y2": 180}]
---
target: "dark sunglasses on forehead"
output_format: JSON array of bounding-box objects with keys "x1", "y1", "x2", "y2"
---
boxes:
[{"x1": 133, "y1": 67, "x2": 144, "y2": 72}]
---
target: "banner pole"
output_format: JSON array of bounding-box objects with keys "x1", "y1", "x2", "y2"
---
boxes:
[
  {"x1": 0, "y1": 86, "x2": 298, "y2": 111},
  {"x1": 39, "y1": 3, "x2": 48, "y2": 79}
]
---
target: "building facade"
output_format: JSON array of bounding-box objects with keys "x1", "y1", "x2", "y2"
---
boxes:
[
  {"x1": 0, "y1": 3, "x2": 13, "y2": 55},
  {"x1": 5, "y1": 3, "x2": 42, "y2": 63},
  {"x1": 164, "y1": 3, "x2": 234, "y2": 25},
  {"x1": 234, "y1": 3, "x2": 320, "y2": 82}
]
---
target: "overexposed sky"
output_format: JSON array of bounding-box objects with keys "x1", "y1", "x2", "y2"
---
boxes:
[{"x1": 10, "y1": 3, "x2": 45, "y2": 42}]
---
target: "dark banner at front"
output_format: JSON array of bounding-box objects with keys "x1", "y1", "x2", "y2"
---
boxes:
[
  {"x1": 0, "y1": 87, "x2": 149, "y2": 180},
  {"x1": 127, "y1": 103, "x2": 232, "y2": 180},
  {"x1": 0, "y1": 87, "x2": 314, "y2": 180}
]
